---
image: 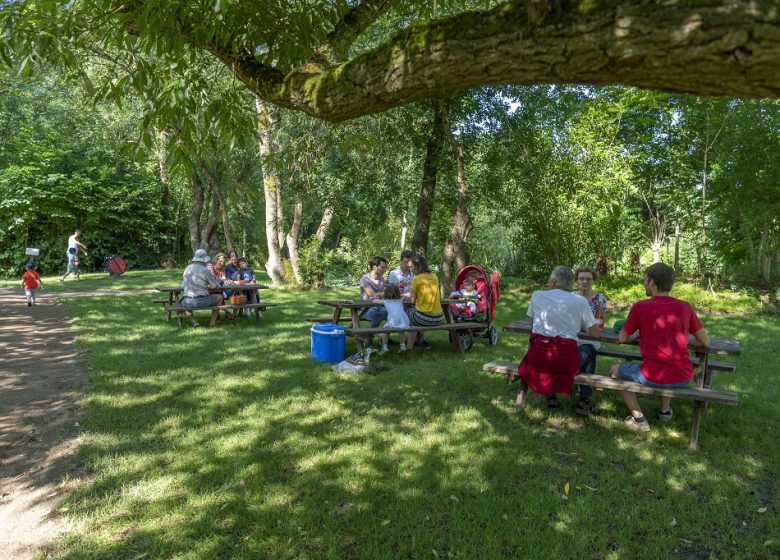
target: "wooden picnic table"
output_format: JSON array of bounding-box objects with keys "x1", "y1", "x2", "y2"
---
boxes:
[
  {"x1": 499, "y1": 319, "x2": 741, "y2": 449},
  {"x1": 503, "y1": 319, "x2": 740, "y2": 389},
  {"x1": 156, "y1": 283, "x2": 269, "y2": 321},
  {"x1": 316, "y1": 299, "x2": 482, "y2": 352}
]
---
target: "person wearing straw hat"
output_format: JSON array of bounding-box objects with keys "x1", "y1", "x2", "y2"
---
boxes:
[{"x1": 181, "y1": 249, "x2": 224, "y2": 328}]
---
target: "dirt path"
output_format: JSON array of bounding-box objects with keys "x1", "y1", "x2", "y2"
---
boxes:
[{"x1": 0, "y1": 287, "x2": 87, "y2": 559}]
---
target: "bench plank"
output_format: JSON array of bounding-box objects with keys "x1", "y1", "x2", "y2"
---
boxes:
[
  {"x1": 482, "y1": 360, "x2": 738, "y2": 450},
  {"x1": 163, "y1": 303, "x2": 279, "y2": 329},
  {"x1": 595, "y1": 348, "x2": 737, "y2": 372},
  {"x1": 345, "y1": 322, "x2": 482, "y2": 335}
]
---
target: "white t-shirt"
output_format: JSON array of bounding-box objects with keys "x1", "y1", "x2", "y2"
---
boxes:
[
  {"x1": 527, "y1": 289, "x2": 598, "y2": 342},
  {"x1": 387, "y1": 267, "x2": 414, "y2": 294},
  {"x1": 67, "y1": 234, "x2": 79, "y2": 255},
  {"x1": 383, "y1": 299, "x2": 409, "y2": 328}
]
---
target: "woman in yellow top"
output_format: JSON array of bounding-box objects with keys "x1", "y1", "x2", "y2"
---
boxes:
[{"x1": 405, "y1": 254, "x2": 444, "y2": 351}]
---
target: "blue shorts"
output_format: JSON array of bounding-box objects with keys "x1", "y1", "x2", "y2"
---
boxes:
[
  {"x1": 617, "y1": 362, "x2": 690, "y2": 389},
  {"x1": 180, "y1": 294, "x2": 221, "y2": 308}
]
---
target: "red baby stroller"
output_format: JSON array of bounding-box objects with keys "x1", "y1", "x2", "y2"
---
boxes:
[{"x1": 447, "y1": 264, "x2": 501, "y2": 351}]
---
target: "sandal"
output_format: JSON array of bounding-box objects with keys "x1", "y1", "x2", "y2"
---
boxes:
[
  {"x1": 546, "y1": 395, "x2": 560, "y2": 410},
  {"x1": 575, "y1": 398, "x2": 596, "y2": 417},
  {"x1": 224, "y1": 311, "x2": 235, "y2": 320}
]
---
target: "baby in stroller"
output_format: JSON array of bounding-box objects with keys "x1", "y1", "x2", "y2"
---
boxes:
[{"x1": 450, "y1": 274, "x2": 480, "y2": 320}]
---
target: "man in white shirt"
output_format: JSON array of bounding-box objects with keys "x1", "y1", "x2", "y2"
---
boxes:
[
  {"x1": 387, "y1": 250, "x2": 414, "y2": 296},
  {"x1": 67, "y1": 229, "x2": 88, "y2": 257},
  {"x1": 515, "y1": 266, "x2": 602, "y2": 413}
]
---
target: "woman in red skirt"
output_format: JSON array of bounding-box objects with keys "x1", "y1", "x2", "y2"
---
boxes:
[{"x1": 515, "y1": 266, "x2": 603, "y2": 412}]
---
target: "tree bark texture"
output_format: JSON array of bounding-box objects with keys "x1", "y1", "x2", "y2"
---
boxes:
[
  {"x1": 315, "y1": 207, "x2": 334, "y2": 246},
  {"x1": 438, "y1": 100, "x2": 473, "y2": 293},
  {"x1": 188, "y1": 171, "x2": 204, "y2": 253},
  {"x1": 198, "y1": 159, "x2": 235, "y2": 254},
  {"x1": 256, "y1": 97, "x2": 287, "y2": 286},
  {"x1": 412, "y1": 102, "x2": 445, "y2": 258},
  {"x1": 204, "y1": 1, "x2": 780, "y2": 122},
  {"x1": 286, "y1": 200, "x2": 304, "y2": 284}
]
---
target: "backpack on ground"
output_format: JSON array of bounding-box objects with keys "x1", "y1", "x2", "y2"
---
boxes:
[{"x1": 103, "y1": 255, "x2": 127, "y2": 276}]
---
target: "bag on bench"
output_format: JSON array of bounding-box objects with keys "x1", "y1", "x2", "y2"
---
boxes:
[{"x1": 229, "y1": 293, "x2": 248, "y2": 305}]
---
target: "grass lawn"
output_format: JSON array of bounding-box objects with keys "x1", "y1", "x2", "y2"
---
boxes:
[{"x1": 15, "y1": 270, "x2": 779, "y2": 559}]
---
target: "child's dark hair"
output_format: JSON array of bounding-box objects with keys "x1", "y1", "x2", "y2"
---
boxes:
[
  {"x1": 385, "y1": 284, "x2": 401, "y2": 299},
  {"x1": 238, "y1": 257, "x2": 247, "y2": 264}
]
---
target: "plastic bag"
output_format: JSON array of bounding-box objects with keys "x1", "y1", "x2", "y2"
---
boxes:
[{"x1": 334, "y1": 348, "x2": 373, "y2": 372}]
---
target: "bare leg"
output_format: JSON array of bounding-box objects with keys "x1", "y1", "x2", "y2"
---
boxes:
[
  {"x1": 660, "y1": 395, "x2": 672, "y2": 412},
  {"x1": 407, "y1": 331, "x2": 417, "y2": 351},
  {"x1": 185, "y1": 311, "x2": 198, "y2": 327},
  {"x1": 211, "y1": 295, "x2": 224, "y2": 326},
  {"x1": 381, "y1": 333, "x2": 389, "y2": 347},
  {"x1": 618, "y1": 390, "x2": 644, "y2": 419}
]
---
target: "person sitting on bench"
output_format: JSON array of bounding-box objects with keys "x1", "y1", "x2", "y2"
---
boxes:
[
  {"x1": 181, "y1": 249, "x2": 223, "y2": 328},
  {"x1": 404, "y1": 254, "x2": 444, "y2": 352},
  {"x1": 515, "y1": 266, "x2": 603, "y2": 412},
  {"x1": 610, "y1": 262, "x2": 710, "y2": 432}
]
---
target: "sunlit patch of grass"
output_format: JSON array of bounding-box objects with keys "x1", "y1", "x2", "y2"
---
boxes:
[{"x1": 40, "y1": 270, "x2": 780, "y2": 558}]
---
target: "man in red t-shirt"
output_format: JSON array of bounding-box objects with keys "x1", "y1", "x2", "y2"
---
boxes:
[{"x1": 609, "y1": 263, "x2": 710, "y2": 431}]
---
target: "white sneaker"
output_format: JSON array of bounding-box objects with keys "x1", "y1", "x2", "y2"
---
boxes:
[
  {"x1": 380, "y1": 345, "x2": 389, "y2": 354},
  {"x1": 398, "y1": 343, "x2": 407, "y2": 353}
]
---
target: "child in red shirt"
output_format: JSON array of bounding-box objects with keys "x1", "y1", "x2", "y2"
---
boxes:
[{"x1": 21, "y1": 261, "x2": 43, "y2": 306}]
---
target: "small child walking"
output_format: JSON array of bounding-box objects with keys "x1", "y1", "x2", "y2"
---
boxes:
[
  {"x1": 374, "y1": 284, "x2": 409, "y2": 354},
  {"x1": 61, "y1": 247, "x2": 80, "y2": 282},
  {"x1": 21, "y1": 261, "x2": 43, "y2": 306}
]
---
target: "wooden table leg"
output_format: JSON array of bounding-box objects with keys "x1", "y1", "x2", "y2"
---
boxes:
[
  {"x1": 689, "y1": 400, "x2": 706, "y2": 450},
  {"x1": 167, "y1": 292, "x2": 174, "y2": 321}
]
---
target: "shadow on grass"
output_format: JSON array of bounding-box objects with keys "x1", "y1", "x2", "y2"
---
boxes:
[{"x1": 49, "y1": 290, "x2": 780, "y2": 559}]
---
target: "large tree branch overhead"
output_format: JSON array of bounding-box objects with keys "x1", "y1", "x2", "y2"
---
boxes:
[{"x1": 215, "y1": 0, "x2": 780, "y2": 122}]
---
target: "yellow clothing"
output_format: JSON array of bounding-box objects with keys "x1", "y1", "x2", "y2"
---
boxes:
[{"x1": 411, "y1": 273, "x2": 442, "y2": 314}]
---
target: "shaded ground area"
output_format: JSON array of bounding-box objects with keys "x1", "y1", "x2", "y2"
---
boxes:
[{"x1": 0, "y1": 287, "x2": 87, "y2": 559}]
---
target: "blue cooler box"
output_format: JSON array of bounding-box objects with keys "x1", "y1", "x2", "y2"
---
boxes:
[{"x1": 310, "y1": 323, "x2": 346, "y2": 363}]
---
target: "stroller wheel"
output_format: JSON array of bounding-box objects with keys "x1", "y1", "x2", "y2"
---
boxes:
[{"x1": 488, "y1": 326, "x2": 499, "y2": 346}]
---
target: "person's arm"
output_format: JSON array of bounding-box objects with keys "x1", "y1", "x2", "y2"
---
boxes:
[
  {"x1": 76, "y1": 241, "x2": 88, "y2": 254},
  {"x1": 690, "y1": 328, "x2": 710, "y2": 347},
  {"x1": 587, "y1": 324, "x2": 603, "y2": 337}
]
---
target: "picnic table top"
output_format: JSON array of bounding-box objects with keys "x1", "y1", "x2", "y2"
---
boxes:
[
  {"x1": 317, "y1": 298, "x2": 466, "y2": 309},
  {"x1": 503, "y1": 319, "x2": 740, "y2": 356},
  {"x1": 157, "y1": 283, "x2": 269, "y2": 292}
]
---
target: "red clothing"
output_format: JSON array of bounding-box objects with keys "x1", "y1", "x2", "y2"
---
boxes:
[
  {"x1": 22, "y1": 270, "x2": 40, "y2": 289},
  {"x1": 517, "y1": 334, "x2": 580, "y2": 395},
  {"x1": 623, "y1": 295, "x2": 703, "y2": 384}
]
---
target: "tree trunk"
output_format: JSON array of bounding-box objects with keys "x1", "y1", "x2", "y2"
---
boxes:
[
  {"x1": 200, "y1": 191, "x2": 221, "y2": 255},
  {"x1": 438, "y1": 100, "x2": 473, "y2": 293},
  {"x1": 412, "y1": 101, "x2": 445, "y2": 258},
  {"x1": 315, "y1": 207, "x2": 334, "y2": 246},
  {"x1": 256, "y1": 97, "x2": 286, "y2": 286},
  {"x1": 400, "y1": 210, "x2": 408, "y2": 252},
  {"x1": 286, "y1": 200, "x2": 304, "y2": 284},
  {"x1": 674, "y1": 220, "x2": 681, "y2": 271},
  {"x1": 189, "y1": 171, "x2": 205, "y2": 253},
  {"x1": 198, "y1": 159, "x2": 235, "y2": 254}
]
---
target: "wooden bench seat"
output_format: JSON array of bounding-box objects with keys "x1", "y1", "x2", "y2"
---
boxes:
[
  {"x1": 595, "y1": 347, "x2": 737, "y2": 372},
  {"x1": 345, "y1": 322, "x2": 483, "y2": 352},
  {"x1": 482, "y1": 360, "x2": 738, "y2": 450},
  {"x1": 164, "y1": 303, "x2": 278, "y2": 329},
  {"x1": 306, "y1": 316, "x2": 352, "y2": 323}
]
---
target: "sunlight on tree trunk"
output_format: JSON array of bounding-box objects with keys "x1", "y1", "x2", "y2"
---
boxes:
[
  {"x1": 439, "y1": 100, "x2": 473, "y2": 292},
  {"x1": 287, "y1": 200, "x2": 303, "y2": 284},
  {"x1": 256, "y1": 97, "x2": 287, "y2": 286}
]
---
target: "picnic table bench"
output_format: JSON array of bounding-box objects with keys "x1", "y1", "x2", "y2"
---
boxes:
[
  {"x1": 317, "y1": 299, "x2": 487, "y2": 352},
  {"x1": 485, "y1": 319, "x2": 740, "y2": 450},
  {"x1": 156, "y1": 284, "x2": 277, "y2": 328}
]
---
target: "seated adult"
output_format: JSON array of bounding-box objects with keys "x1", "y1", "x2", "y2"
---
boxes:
[
  {"x1": 359, "y1": 256, "x2": 388, "y2": 328},
  {"x1": 225, "y1": 250, "x2": 240, "y2": 280},
  {"x1": 207, "y1": 252, "x2": 235, "y2": 320},
  {"x1": 609, "y1": 262, "x2": 710, "y2": 431},
  {"x1": 180, "y1": 249, "x2": 223, "y2": 328},
  {"x1": 404, "y1": 254, "x2": 444, "y2": 351},
  {"x1": 515, "y1": 266, "x2": 602, "y2": 412}
]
